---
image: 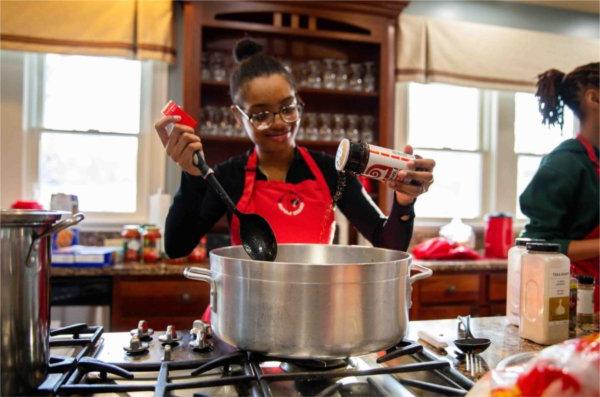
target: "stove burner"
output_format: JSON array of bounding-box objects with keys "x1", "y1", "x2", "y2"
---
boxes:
[{"x1": 280, "y1": 357, "x2": 349, "y2": 372}]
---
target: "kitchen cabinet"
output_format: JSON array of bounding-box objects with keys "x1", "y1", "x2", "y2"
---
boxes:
[
  {"x1": 181, "y1": 1, "x2": 406, "y2": 220},
  {"x1": 111, "y1": 276, "x2": 210, "y2": 331},
  {"x1": 410, "y1": 270, "x2": 507, "y2": 320}
]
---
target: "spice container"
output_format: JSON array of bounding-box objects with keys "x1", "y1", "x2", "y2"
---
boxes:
[
  {"x1": 519, "y1": 242, "x2": 570, "y2": 345},
  {"x1": 506, "y1": 237, "x2": 544, "y2": 326},
  {"x1": 142, "y1": 225, "x2": 161, "y2": 263},
  {"x1": 569, "y1": 276, "x2": 578, "y2": 335},
  {"x1": 121, "y1": 225, "x2": 141, "y2": 263},
  {"x1": 335, "y1": 139, "x2": 414, "y2": 182},
  {"x1": 577, "y1": 275, "x2": 595, "y2": 330}
]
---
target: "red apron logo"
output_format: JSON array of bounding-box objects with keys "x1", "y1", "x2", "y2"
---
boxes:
[{"x1": 278, "y1": 191, "x2": 305, "y2": 216}]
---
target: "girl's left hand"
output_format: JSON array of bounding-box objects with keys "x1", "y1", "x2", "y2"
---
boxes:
[{"x1": 386, "y1": 145, "x2": 435, "y2": 206}]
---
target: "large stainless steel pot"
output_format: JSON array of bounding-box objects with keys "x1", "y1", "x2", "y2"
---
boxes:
[
  {"x1": 184, "y1": 244, "x2": 432, "y2": 358},
  {"x1": 1, "y1": 210, "x2": 84, "y2": 396}
]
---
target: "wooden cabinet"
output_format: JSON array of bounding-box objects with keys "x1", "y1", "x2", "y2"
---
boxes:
[
  {"x1": 410, "y1": 270, "x2": 507, "y2": 320},
  {"x1": 111, "y1": 276, "x2": 210, "y2": 331},
  {"x1": 181, "y1": 1, "x2": 406, "y2": 214}
]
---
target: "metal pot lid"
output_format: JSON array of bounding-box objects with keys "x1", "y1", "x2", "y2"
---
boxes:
[{"x1": 0, "y1": 209, "x2": 67, "y2": 225}]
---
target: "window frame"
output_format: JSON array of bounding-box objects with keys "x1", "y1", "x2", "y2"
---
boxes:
[
  {"x1": 22, "y1": 53, "x2": 169, "y2": 229},
  {"x1": 396, "y1": 84, "x2": 579, "y2": 226}
]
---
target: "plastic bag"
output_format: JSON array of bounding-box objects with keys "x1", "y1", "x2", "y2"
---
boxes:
[{"x1": 491, "y1": 333, "x2": 600, "y2": 397}]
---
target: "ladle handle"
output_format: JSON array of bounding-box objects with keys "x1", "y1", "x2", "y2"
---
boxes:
[
  {"x1": 458, "y1": 315, "x2": 475, "y2": 339},
  {"x1": 193, "y1": 150, "x2": 240, "y2": 215}
]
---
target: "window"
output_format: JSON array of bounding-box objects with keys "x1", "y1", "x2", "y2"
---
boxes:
[
  {"x1": 514, "y1": 92, "x2": 575, "y2": 218},
  {"x1": 24, "y1": 53, "x2": 167, "y2": 225},
  {"x1": 397, "y1": 84, "x2": 576, "y2": 223},
  {"x1": 406, "y1": 83, "x2": 483, "y2": 219}
]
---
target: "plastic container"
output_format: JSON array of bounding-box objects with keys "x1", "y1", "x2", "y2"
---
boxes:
[
  {"x1": 519, "y1": 242, "x2": 570, "y2": 345},
  {"x1": 506, "y1": 237, "x2": 544, "y2": 326},
  {"x1": 484, "y1": 213, "x2": 513, "y2": 258},
  {"x1": 577, "y1": 275, "x2": 595, "y2": 329},
  {"x1": 335, "y1": 139, "x2": 415, "y2": 182}
]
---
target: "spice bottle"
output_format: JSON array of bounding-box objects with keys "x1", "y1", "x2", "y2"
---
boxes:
[
  {"x1": 506, "y1": 237, "x2": 544, "y2": 326},
  {"x1": 569, "y1": 276, "x2": 578, "y2": 336},
  {"x1": 577, "y1": 275, "x2": 594, "y2": 330},
  {"x1": 519, "y1": 242, "x2": 570, "y2": 345},
  {"x1": 122, "y1": 225, "x2": 141, "y2": 263},
  {"x1": 142, "y1": 225, "x2": 162, "y2": 263},
  {"x1": 335, "y1": 139, "x2": 415, "y2": 182}
]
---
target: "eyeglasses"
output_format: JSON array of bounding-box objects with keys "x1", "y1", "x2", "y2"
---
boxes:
[{"x1": 236, "y1": 101, "x2": 304, "y2": 131}]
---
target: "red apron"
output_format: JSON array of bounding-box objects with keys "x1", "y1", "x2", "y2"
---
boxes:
[
  {"x1": 201, "y1": 147, "x2": 335, "y2": 322},
  {"x1": 571, "y1": 134, "x2": 599, "y2": 311}
]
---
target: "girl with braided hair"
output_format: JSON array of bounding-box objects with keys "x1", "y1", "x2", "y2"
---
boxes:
[{"x1": 520, "y1": 62, "x2": 599, "y2": 312}]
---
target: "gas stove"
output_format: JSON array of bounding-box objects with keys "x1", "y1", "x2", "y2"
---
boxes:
[{"x1": 36, "y1": 321, "x2": 473, "y2": 396}]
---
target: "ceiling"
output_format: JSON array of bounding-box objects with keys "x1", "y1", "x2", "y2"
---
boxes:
[{"x1": 517, "y1": 0, "x2": 599, "y2": 14}]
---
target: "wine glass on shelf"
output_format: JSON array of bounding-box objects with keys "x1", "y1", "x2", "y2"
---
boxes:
[
  {"x1": 209, "y1": 52, "x2": 226, "y2": 82},
  {"x1": 360, "y1": 115, "x2": 375, "y2": 143},
  {"x1": 335, "y1": 59, "x2": 348, "y2": 90},
  {"x1": 304, "y1": 112, "x2": 319, "y2": 141},
  {"x1": 363, "y1": 61, "x2": 376, "y2": 93},
  {"x1": 307, "y1": 60, "x2": 322, "y2": 89},
  {"x1": 322, "y1": 59, "x2": 336, "y2": 90},
  {"x1": 318, "y1": 113, "x2": 332, "y2": 141},
  {"x1": 332, "y1": 114, "x2": 346, "y2": 141},
  {"x1": 346, "y1": 114, "x2": 360, "y2": 142},
  {"x1": 201, "y1": 53, "x2": 211, "y2": 81},
  {"x1": 349, "y1": 63, "x2": 363, "y2": 91}
]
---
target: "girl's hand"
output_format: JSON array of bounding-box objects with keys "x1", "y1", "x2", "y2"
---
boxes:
[
  {"x1": 386, "y1": 145, "x2": 435, "y2": 206},
  {"x1": 154, "y1": 115, "x2": 203, "y2": 176}
]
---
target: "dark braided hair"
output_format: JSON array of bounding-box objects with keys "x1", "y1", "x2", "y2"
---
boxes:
[
  {"x1": 536, "y1": 62, "x2": 599, "y2": 128},
  {"x1": 229, "y1": 38, "x2": 296, "y2": 106}
]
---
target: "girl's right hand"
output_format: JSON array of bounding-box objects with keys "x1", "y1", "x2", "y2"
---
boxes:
[{"x1": 154, "y1": 115, "x2": 203, "y2": 176}]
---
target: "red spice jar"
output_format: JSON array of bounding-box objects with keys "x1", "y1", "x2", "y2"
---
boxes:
[
  {"x1": 142, "y1": 225, "x2": 161, "y2": 263},
  {"x1": 121, "y1": 225, "x2": 141, "y2": 263}
]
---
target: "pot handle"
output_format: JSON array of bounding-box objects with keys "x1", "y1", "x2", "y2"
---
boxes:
[
  {"x1": 26, "y1": 212, "x2": 85, "y2": 267},
  {"x1": 184, "y1": 266, "x2": 217, "y2": 314},
  {"x1": 409, "y1": 263, "x2": 432, "y2": 284},
  {"x1": 183, "y1": 266, "x2": 212, "y2": 283}
]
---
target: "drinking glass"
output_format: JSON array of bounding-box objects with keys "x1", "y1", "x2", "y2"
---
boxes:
[
  {"x1": 349, "y1": 63, "x2": 363, "y2": 91},
  {"x1": 201, "y1": 53, "x2": 211, "y2": 81},
  {"x1": 323, "y1": 59, "x2": 337, "y2": 89},
  {"x1": 307, "y1": 60, "x2": 322, "y2": 89},
  {"x1": 304, "y1": 112, "x2": 319, "y2": 141},
  {"x1": 332, "y1": 113, "x2": 346, "y2": 141},
  {"x1": 318, "y1": 113, "x2": 332, "y2": 141},
  {"x1": 335, "y1": 59, "x2": 348, "y2": 90},
  {"x1": 219, "y1": 107, "x2": 234, "y2": 137},
  {"x1": 296, "y1": 62, "x2": 309, "y2": 88},
  {"x1": 363, "y1": 61, "x2": 376, "y2": 93},
  {"x1": 360, "y1": 115, "x2": 375, "y2": 143},
  {"x1": 209, "y1": 52, "x2": 226, "y2": 82},
  {"x1": 346, "y1": 114, "x2": 360, "y2": 141}
]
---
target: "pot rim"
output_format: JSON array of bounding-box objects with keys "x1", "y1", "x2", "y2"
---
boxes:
[
  {"x1": 0, "y1": 209, "x2": 68, "y2": 225},
  {"x1": 209, "y1": 243, "x2": 411, "y2": 266}
]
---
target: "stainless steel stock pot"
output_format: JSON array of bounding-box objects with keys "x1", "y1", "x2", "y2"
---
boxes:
[
  {"x1": 184, "y1": 244, "x2": 432, "y2": 358},
  {"x1": 1, "y1": 210, "x2": 84, "y2": 395}
]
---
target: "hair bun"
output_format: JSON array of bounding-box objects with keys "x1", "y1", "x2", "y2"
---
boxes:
[{"x1": 233, "y1": 38, "x2": 263, "y2": 64}]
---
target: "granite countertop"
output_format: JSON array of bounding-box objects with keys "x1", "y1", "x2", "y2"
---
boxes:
[
  {"x1": 405, "y1": 316, "x2": 584, "y2": 383},
  {"x1": 51, "y1": 258, "x2": 506, "y2": 277},
  {"x1": 50, "y1": 262, "x2": 207, "y2": 277}
]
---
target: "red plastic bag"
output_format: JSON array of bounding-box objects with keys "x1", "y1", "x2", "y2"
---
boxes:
[{"x1": 411, "y1": 237, "x2": 481, "y2": 260}]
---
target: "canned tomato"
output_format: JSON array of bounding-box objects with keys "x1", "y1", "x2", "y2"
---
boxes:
[
  {"x1": 122, "y1": 225, "x2": 141, "y2": 263},
  {"x1": 142, "y1": 225, "x2": 161, "y2": 263}
]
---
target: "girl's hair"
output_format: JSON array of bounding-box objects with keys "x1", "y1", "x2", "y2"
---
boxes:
[
  {"x1": 229, "y1": 38, "x2": 296, "y2": 106},
  {"x1": 535, "y1": 62, "x2": 599, "y2": 128}
]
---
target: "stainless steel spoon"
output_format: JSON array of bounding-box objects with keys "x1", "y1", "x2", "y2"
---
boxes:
[
  {"x1": 193, "y1": 151, "x2": 277, "y2": 261},
  {"x1": 454, "y1": 315, "x2": 491, "y2": 354}
]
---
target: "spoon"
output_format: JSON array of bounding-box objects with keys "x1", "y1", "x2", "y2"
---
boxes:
[
  {"x1": 193, "y1": 151, "x2": 277, "y2": 261},
  {"x1": 454, "y1": 315, "x2": 491, "y2": 354}
]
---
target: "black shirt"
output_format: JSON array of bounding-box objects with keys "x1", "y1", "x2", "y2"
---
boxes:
[{"x1": 165, "y1": 148, "x2": 414, "y2": 258}]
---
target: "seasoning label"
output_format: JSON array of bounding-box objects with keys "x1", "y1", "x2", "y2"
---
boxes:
[
  {"x1": 577, "y1": 289, "x2": 594, "y2": 315},
  {"x1": 549, "y1": 297, "x2": 569, "y2": 321},
  {"x1": 364, "y1": 147, "x2": 412, "y2": 182}
]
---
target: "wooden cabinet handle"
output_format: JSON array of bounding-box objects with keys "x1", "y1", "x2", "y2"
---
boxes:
[
  {"x1": 446, "y1": 285, "x2": 457, "y2": 294},
  {"x1": 182, "y1": 292, "x2": 191, "y2": 302}
]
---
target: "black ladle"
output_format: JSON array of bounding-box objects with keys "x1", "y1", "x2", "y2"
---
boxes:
[
  {"x1": 193, "y1": 151, "x2": 277, "y2": 261},
  {"x1": 454, "y1": 315, "x2": 491, "y2": 354}
]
